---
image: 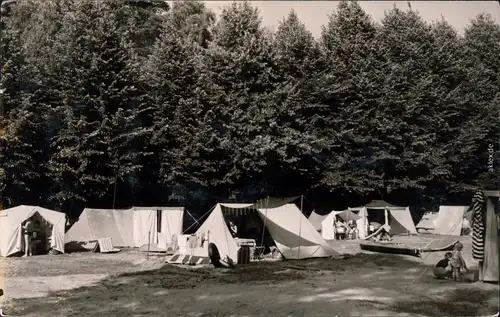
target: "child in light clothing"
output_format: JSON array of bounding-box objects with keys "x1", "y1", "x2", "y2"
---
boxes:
[{"x1": 450, "y1": 242, "x2": 469, "y2": 282}]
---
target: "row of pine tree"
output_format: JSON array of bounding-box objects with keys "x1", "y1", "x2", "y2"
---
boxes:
[{"x1": 0, "y1": 0, "x2": 498, "y2": 218}]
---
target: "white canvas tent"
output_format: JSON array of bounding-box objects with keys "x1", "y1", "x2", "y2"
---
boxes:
[
  {"x1": 433, "y1": 206, "x2": 470, "y2": 236},
  {"x1": 308, "y1": 211, "x2": 328, "y2": 231},
  {"x1": 0, "y1": 205, "x2": 66, "y2": 257},
  {"x1": 169, "y1": 202, "x2": 339, "y2": 264},
  {"x1": 416, "y1": 212, "x2": 438, "y2": 232},
  {"x1": 350, "y1": 202, "x2": 417, "y2": 239},
  {"x1": 65, "y1": 207, "x2": 184, "y2": 251},
  {"x1": 257, "y1": 203, "x2": 339, "y2": 259},
  {"x1": 321, "y1": 209, "x2": 361, "y2": 240}
]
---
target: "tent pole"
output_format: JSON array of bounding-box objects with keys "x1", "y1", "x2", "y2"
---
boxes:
[
  {"x1": 185, "y1": 209, "x2": 199, "y2": 225},
  {"x1": 112, "y1": 173, "x2": 118, "y2": 209},
  {"x1": 183, "y1": 204, "x2": 216, "y2": 234},
  {"x1": 297, "y1": 195, "x2": 304, "y2": 259},
  {"x1": 258, "y1": 196, "x2": 269, "y2": 260},
  {"x1": 147, "y1": 230, "x2": 151, "y2": 260}
]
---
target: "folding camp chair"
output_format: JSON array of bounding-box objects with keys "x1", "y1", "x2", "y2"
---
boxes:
[{"x1": 93, "y1": 237, "x2": 120, "y2": 253}]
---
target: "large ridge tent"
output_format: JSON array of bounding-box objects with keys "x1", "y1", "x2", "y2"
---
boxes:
[
  {"x1": 65, "y1": 207, "x2": 184, "y2": 251},
  {"x1": 0, "y1": 205, "x2": 66, "y2": 257},
  {"x1": 350, "y1": 200, "x2": 417, "y2": 239},
  {"x1": 308, "y1": 211, "x2": 328, "y2": 231},
  {"x1": 321, "y1": 209, "x2": 361, "y2": 240},
  {"x1": 169, "y1": 201, "x2": 339, "y2": 264},
  {"x1": 432, "y1": 206, "x2": 471, "y2": 236}
]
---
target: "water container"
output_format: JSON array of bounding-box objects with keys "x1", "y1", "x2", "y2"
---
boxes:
[{"x1": 238, "y1": 246, "x2": 250, "y2": 264}]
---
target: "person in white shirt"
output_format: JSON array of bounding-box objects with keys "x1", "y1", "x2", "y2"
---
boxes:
[{"x1": 335, "y1": 217, "x2": 347, "y2": 240}]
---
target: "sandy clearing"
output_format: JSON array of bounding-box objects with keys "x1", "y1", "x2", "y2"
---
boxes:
[{"x1": 2, "y1": 235, "x2": 498, "y2": 317}]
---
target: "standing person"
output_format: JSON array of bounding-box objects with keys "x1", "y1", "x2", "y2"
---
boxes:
[
  {"x1": 331, "y1": 217, "x2": 337, "y2": 240},
  {"x1": 450, "y1": 242, "x2": 469, "y2": 282},
  {"x1": 22, "y1": 218, "x2": 34, "y2": 257},
  {"x1": 335, "y1": 217, "x2": 347, "y2": 240}
]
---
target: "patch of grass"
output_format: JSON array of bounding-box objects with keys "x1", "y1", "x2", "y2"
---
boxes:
[{"x1": 119, "y1": 262, "x2": 308, "y2": 289}]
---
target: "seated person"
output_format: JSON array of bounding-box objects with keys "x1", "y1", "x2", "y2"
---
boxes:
[
  {"x1": 369, "y1": 221, "x2": 382, "y2": 235},
  {"x1": 376, "y1": 224, "x2": 392, "y2": 241},
  {"x1": 229, "y1": 221, "x2": 238, "y2": 237},
  {"x1": 434, "y1": 252, "x2": 453, "y2": 279}
]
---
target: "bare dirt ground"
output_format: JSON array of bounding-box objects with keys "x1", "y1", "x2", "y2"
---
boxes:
[{"x1": 1, "y1": 235, "x2": 498, "y2": 317}]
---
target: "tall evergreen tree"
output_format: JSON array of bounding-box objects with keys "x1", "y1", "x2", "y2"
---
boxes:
[
  {"x1": 373, "y1": 7, "x2": 445, "y2": 208},
  {"x1": 186, "y1": 1, "x2": 278, "y2": 201},
  {"x1": 317, "y1": 1, "x2": 382, "y2": 199},
  {"x1": 49, "y1": 0, "x2": 145, "y2": 213},
  {"x1": 0, "y1": 16, "x2": 54, "y2": 207},
  {"x1": 137, "y1": 1, "x2": 215, "y2": 206},
  {"x1": 458, "y1": 14, "x2": 500, "y2": 191},
  {"x1": 268, "y1": 10, "x2": 328, "y2": 197}
]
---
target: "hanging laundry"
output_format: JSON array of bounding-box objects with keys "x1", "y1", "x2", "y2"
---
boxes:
[{"x1": 471, "y1": 190, "x2": 485, "y2": 261}]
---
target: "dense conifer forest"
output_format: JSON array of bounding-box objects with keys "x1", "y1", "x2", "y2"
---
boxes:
[{"x1": 0, "y1": 0, "x2": 498, "y2": 219}]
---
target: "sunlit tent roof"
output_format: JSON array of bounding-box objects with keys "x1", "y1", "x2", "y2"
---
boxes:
[
  {"x1": 65, "y1": 207, "x2": 184, "y2": 251},
  {"x1": 170, "y1": 199, "x2": 339, "y2": 264},
  {"x1": 308, "y1": 211, "x2": 328, "y2": 231},
  {"x1": 433, "y1": 206, "x2": 469, "y2": 236},
  {"x1": 0, "y1": 205, "x2": 66, "y2": 257},
  {"x1": 321, "y1": 209, "x2": 361, "y2": 240},
  {"x1": 365, "y1": 200, "x2": 399, "y2": 208}
]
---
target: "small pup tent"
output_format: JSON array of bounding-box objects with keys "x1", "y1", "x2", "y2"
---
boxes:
[
  {"x1": 433, "y1": 206, "x2": 470, "y2": 236},
  {"x1": 321, "y1": 209, "x2": 361, "y2": 240},
  {"x1": 169, "y1": 200, "x2": 339, "y2": 265},
  {"x1": 308, "y1": 211, "x2": 328, "y2": 231},
  {"x1": 350, "y1": 200, "x2": 417, "y2": 239},
  {"x1": 65, "y1": 207, "x2": 184, "y2": 251},
  {"x1": 0, "y1": 205, "x2": 66, "y2": 257},
  {"x1": 416, "y1": 212, "x2": 438, "y2": 233}
]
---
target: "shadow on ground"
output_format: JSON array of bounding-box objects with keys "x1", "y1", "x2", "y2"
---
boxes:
[{"x1": 7, "y1": 253, "x2": 499, "y2": 317}]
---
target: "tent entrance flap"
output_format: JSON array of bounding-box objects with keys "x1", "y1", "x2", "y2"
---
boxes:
[{"x1": 222, "y1": 205, "x2": 275, "y2": 255}]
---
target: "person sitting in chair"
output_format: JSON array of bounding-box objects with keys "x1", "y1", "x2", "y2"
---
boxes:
[
  {"x1": 374, "y1": 224, "x2": 392, "y2": 241},
  {"x1": 369, "y1": 221, "x2": 382, "y2": 235},
  {"x1": 229, "y1": 221, "x2": 238, "y2": 237}
]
